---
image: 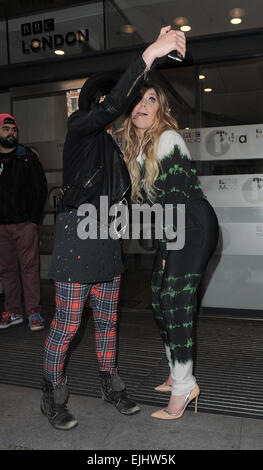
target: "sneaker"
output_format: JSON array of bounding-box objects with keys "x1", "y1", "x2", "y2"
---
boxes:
[
  {"x1": 0, "y1": 312, "x2": 24, "y2": 329},
  {"x1": 28, "y1": 311, "x2": 45, "y2": 331}
]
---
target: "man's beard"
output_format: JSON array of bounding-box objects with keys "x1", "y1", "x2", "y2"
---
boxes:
[{"x1": 0, "y1": 135, "x2": 18, "y2": 149}]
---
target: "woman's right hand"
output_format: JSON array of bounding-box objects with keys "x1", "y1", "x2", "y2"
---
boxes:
[{"x1": 142, "y1": 26, "x2": 186, "y2": 68}]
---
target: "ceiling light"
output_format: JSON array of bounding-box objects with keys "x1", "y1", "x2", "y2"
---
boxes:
[
  {"x1": 229, "y1": 8, "x2": 245, "y2": 25},
  {"x1": 31, "y1": 39, "x2": 42, "y2": 48},
  {"x1": 199, "y1": 74, "x2": 205, "y2": 80},
  {"x1": 54, "y1": 50, "x2": 65, "y2": 55},
  {"x1": 173, "y1": 17, "x2": 188, "y2": 26},
  {"x1": 121, "y1": 24, "x2": 136, "y2": 34},
  {"x1": 229, "y1": 8, "x2": 246, "y2": 17},
  {"x1": 204, "y1": 88, "x2": 212, "y2": 93},
  {"x1": 180, "y1": 25, "x2": 191, "y2": 32},
  {"x1": 185, "y1": 127, "x2": 190, "y2": 130},
  {"x1": 230, "y1": 18, "x2": 242, "y2": 24}
]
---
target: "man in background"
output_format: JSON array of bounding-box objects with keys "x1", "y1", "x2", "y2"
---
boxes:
[{"x1": 0, "y1": 113, "x2": 47, "y2": 331}]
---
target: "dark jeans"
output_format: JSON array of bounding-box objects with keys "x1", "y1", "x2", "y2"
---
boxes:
[{"x1": 0, "y1": 222, "x2": 41, "y2": 315}]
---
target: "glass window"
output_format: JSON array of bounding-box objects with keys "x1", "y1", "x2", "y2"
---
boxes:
[
  {"x1": 199, "y1": 59, "x2": 263, "y2": 127},
  {"x1": 0, "y1": 20, "x2": 8, "y2": 66},
  {"x1": 112, "y1": 0, "x2": 263, "y2": 40},
  {"x1": 155, "y1": 58, "x2": 263, "y2": 129},
  {"x1": 106, "y1": 0, "x2": 146, "y2": 48},
  {"x1": 155, "y1": 58, "x2": 263, "y2": 312}
]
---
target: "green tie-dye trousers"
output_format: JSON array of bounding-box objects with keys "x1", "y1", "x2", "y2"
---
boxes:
[{"x1": 151, "y1": 199, "x2": 219, "y2": 392}]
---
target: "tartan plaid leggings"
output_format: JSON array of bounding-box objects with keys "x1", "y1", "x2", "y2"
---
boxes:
[{"x1": 43, "y1": 275, "x2": 121, "y2": 385}]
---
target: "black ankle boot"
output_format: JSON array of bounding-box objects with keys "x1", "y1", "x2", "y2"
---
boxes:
[
  {"x1": 100, "y1": 371, "x2": 140, "y2": 416},
  {"x1": 41, "y1": 377, "x2": 78, "y2": 430}
]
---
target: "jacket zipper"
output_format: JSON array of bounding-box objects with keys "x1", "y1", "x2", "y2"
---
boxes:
[
  {"x1": 83, "y1": 166, "x2": 129, "y2": 201},
  {"x1": 126, "y1": 67, "x2": 149, "y2": 97},
  {"x1": 118, "y1": 183, "x2": 130, "y2": 203},
  {"x1": 83, "y1": 65, "x2": 148, "y2": 191},
  {"x1": 83, "y1": 167, "x2": 102, "y2": 188}
]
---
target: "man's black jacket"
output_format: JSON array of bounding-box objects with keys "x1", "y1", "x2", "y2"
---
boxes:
[{"x1": 0, "y1": 144, "x2": 47, "y2": 224}]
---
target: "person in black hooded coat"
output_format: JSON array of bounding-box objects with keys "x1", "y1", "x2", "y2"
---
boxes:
[{"x1": 41, "y1": 25, "x2": 186, "y2": 431}]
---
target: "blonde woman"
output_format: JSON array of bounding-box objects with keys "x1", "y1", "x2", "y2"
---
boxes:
[{"x1": 120, "y1": 83, "x2": 219, "y2": 420}]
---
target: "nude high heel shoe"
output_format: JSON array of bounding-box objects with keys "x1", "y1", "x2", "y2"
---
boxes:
[
  {"x1": 154, "y1": 382, "x2": 172, "y2": 392},
  {"x1": 151, "y1": 383, "x2": 200, "y2": 420}
]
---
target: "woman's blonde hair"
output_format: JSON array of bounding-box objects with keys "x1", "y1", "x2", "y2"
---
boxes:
[{"x1": 117, "y1": 83, "x2": 179, "y2": 203}]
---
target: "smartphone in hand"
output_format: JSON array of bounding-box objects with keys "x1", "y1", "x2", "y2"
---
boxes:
[
  {"x1": 167, "y1": 26, "x2": 184, "y2": 62},
  {"x1": 168, "y1": 50, "x2": 183, "y2": 62}
]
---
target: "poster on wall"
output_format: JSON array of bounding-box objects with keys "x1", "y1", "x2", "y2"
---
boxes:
[
  {"x1": 66, "y1": 89, "x2": 81, "y2": 116},
  {"x1": 199, "y1": 174, "x2": 263, "y2": 207},
  {"x1": 180, "y1": 124, "x2": 263, "y2": 160}
]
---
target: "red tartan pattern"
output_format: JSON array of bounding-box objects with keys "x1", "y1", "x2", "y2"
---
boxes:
[{"x1": 44, "y1": 276, "x2": 121, "y2": 384}]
